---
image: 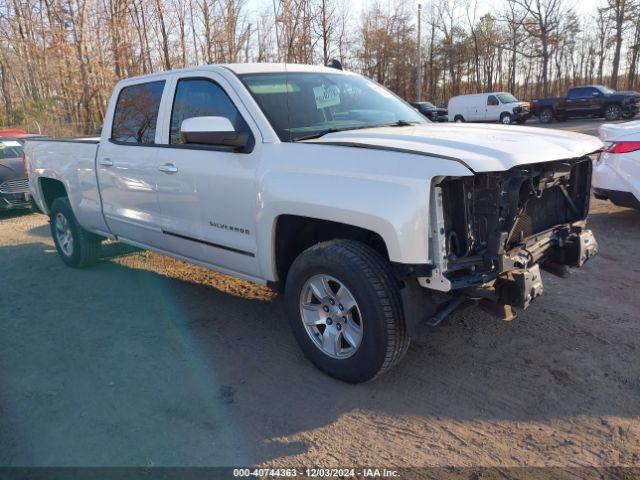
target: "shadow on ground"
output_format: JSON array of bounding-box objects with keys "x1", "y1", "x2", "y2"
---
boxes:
[{"x1": 1, "y1": 203, "x2": 639, "y2": 466}]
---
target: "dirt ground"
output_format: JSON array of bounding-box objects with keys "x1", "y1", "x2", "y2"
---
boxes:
[{"x1": 1, "y1": 120, "x2": 639, "y2": 469}]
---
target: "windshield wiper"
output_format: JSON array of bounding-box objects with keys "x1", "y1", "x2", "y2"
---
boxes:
[
  {"x1": 380, "y1": 120, "x2": 421, "y2": 127},
  {"x1": 293, "y1": 120, "x2": 420, "y2": 142},
  {"x1": 293, "y1": 124, "x2": 380, "y2": 142},
  {"x1": 293, "y1": 128, "x2": 343, "y2": 142}
]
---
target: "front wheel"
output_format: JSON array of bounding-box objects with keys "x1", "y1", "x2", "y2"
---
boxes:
[
  {"x1": 500, "y1": 113, "x2": 513, "y2": 125},
  {"x1": 50, "y1": 197, "x2": 102, "y2": 268},
  {"x1": 285, "y1": 240, "x2": 409, "y2": 383}
]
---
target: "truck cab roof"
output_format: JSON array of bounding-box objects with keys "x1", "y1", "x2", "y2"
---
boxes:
[{"x1": 117, "y1": 63, "x2": 352, "y2": 85}]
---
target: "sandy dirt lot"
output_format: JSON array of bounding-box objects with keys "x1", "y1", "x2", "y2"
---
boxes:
[{"x1": 1, "y1": 120, "x2": 639, "y2": 469}]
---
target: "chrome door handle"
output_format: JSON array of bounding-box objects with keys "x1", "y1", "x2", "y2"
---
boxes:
[
  {"x1": 99, "y1": 158, "x2": 114, "y2": 167},
  {"x1": 158, "y1": 163, "x2": 178, "y2": 174}
]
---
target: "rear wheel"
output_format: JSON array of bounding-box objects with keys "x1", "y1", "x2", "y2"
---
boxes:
[
  {"x1": 539, "y1": 108, "x2": 554, "y2": 123},
  {"x1": 604, "y1": 104, "x2": 623, "y2": 121},
  {"x1": 285, "y1": 240, "x2": 409, "y2": 383},
  {"x1": 454, "y1": 115, "x2": 465, "y2": 123},
  {"x1": 49, "y1": 197, "x2": 101, "y2": 268}
]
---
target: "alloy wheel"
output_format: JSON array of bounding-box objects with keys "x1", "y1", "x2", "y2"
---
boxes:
[
  {"x1": 299, "y1": 274, "x2": 363, "y2": 359},
  {"x1": 54, "y1": 212, "x2": 74, "y2": 256}
]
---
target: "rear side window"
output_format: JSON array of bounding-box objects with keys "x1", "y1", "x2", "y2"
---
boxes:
[
  {"x1": 170, "y1": 78, "x2": 249, "y2": 144},
  {"x1": 111, "y1": 81, "x2": 165, "y2": 144}
]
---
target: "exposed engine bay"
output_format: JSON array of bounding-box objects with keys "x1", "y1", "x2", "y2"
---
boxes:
[{"x1": 423, "y1": 156, "x2": 598, "y2": 314}]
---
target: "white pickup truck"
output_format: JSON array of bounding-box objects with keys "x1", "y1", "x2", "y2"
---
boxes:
[{"x1": 26, "y1": 63, "x2": 602, "y2": 383}]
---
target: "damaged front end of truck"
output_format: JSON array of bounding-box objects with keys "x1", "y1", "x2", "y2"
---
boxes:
[{"x1": 405, "y1": 154, "x2": 599, "y2": 327}]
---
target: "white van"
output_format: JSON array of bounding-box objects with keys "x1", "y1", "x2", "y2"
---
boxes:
[{"x1": 448, "y1": 92, "x2": 531, "y2": 125}]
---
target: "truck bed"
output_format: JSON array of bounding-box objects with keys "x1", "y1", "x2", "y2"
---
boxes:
[{"x1": 25, "y1": 137, "x2": 108, "y2": 234}]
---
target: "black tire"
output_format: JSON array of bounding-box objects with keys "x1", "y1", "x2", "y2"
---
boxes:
[
  {"x1": 453, "y1": 115, "x2": 465, "y2": 123},
  {"x1": 538, "y1": 108, "x2": 554, "y2": 124},
  {"x1": 604, "y1": 104, "x2": 623, "y2": 121},
  {"x1": 49, "y1": 197, "x2": 101, "y2": 268},
  {"x1": 285, "y1": 240, "x2": 409, "y2": 383},
  {"x1": 622, "y1": 112, "x2": 636, "y2": 120},
  {"x1": 500, "y1": 112, "x2": 513, "y2": 125},
  {"x1": 516, "y1": 118, "x2": 527, "y2": 124}
]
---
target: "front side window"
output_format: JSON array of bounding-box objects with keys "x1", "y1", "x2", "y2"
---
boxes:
[
  {"x1": 111, "y1": 81, "x2": 165, "y2": 144},
  {"x1": 496, "y1": 93, "x2": 518, "y2": 104},
  {"x1": 239, "y1": 72, "x2": 426, "y2": 142},
  {"x1": 170, "y1": 78, "x2": 250, "y2": 144},
  {"x1": 487, "y1": 95, "x2": 499, "y2": 106}
]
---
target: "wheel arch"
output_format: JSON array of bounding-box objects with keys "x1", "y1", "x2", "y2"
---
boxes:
[
  {"x1": 39, "y1": 177, "x2": 68, "y2": 213},
  {"x1": 270, "y1": 214, "x2": 391, "y2": 291}
]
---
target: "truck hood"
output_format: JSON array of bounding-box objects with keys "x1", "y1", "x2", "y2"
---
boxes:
[
  {"x1": 0, "y1": 157, "x2": 25, "y2": 179},
  {"x1": 305, "y1": 123, "x2": 603, "y2": 173}
]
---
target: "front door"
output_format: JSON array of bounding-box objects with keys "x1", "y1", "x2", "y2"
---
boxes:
[
  {"x1": 97, "y1": 80, "x2": 168, "y2": 248},
  {"x1": 485, "y1": 95, "x2": 500, "y2": 121},
  {"x1": 564, "y1": 88, "x2": 590, "y2": 116},
  {"x1": 153, "y1": 74, "x2": 261, "y2": 278}
]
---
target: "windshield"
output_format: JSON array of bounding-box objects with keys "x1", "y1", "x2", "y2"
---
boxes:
[
  {"x1": 496, "y1": 93, "x2": 518, "y2": 104},
  {"x1": 597, "y1": 86, "x2": 615, "y2": 94},
  {"x1": 0, "y1": 140, "x2": 23, "y2": 160},
  {"x1": 239, "y1": 72, "x2": 426, "y2": 141}
]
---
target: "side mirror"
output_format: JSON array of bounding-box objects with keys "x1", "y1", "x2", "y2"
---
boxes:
[{"x1": 180, "y1": 116, "x2": 249, "y2": 148}]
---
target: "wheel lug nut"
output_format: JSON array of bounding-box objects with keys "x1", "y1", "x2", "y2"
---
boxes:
[
  {"x1": 336, "y1": 323, "x2": 342, "y2": 331},
  {"x1": 338, "y1": 304, "x2": 344, "y2": 311},
  {"x1": 323, "y1": 306, "x2": 329, "y2": 312},
  {"x1": 326, "y1": 318, "x2": 333, "y2": 325},
  {"x1": 342, "y1": 316, "x2": 347, "y2": 322},
  {"x1": 329, "y1": 298, "x2": 335, "y2": 305}
]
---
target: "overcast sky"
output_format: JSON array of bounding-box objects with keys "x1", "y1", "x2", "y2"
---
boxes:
[{"x1": 249, "y1": 0, "x2": 604, "y2": 21}]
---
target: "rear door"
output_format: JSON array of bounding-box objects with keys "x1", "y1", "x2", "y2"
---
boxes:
[
  {"x1": 96, "y1": 79, "x2": 168, "y2": 247},
  {"x1": 152, "y1": 72, "x2": 262, "y2": 277}
]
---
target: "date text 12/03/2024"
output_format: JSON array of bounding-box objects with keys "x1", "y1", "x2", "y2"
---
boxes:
[{"x1": 232, "y1": 468, "x2": 400, "y2": 478}]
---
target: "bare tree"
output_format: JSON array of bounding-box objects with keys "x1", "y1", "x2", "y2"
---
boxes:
[
  {"x1": 606, "y1": 0, "x2": 630, "y2": 89},
  {"x1": 0, "y1": 0, "x2": 638, "y2": 134},
  {"x1": 509, "y1": 0, "x2": 568, "y2": 97}
]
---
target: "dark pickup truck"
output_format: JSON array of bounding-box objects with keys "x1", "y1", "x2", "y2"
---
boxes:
[
  {"x1": 531, "y1": 85, "x2": 640, "y2": 123},
  {"x1": 410, "y1": 101, "x2": 448, "y2": 122}
]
